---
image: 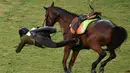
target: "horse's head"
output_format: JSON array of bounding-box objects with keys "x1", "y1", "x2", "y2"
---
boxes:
[{"x1": 43, "y1": 2, "x2": 60, "y2": 26}]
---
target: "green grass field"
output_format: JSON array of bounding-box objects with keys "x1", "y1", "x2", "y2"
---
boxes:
[{"x1": 0, "y1": 0, "x2": 130, "y2": 73}]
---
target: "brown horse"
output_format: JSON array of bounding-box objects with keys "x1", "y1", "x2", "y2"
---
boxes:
[{"x1": 43, "y1": 2, "x2": 127, "y2": 73}]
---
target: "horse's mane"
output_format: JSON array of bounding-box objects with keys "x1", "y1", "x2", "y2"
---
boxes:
[{"x1": 53, "y1": 6, "x2": 79, "y2": 17}]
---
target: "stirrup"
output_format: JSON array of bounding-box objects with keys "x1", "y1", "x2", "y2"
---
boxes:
[{"x1": 76, "y1": 38, "x2": 80, "y2": 45}]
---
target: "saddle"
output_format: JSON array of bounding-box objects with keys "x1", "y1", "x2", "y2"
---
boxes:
[{"x1": 70, "y1": 14, "x2": 100, "y2": 35}]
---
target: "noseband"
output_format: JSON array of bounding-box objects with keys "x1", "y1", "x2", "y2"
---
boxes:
[{"x1": 43, "y1": 12, "x2": 60, "y2": 26}]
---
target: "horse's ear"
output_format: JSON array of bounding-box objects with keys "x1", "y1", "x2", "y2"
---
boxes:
[
  {"x1": 43, "y1": 6, "x2": 48, "y2": 10},
  {"x1": 51, "y1": 1, "x2": 54, "y2": 7}
]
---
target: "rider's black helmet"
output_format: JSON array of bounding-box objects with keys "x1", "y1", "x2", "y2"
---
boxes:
[{"x1": 19, "y1": 27, "x2": 29, "y2": 37}]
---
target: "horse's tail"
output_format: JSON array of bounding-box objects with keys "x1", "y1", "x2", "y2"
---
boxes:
[{"x1": 108, "y1": 26, "x2": 127, "y2": 51}]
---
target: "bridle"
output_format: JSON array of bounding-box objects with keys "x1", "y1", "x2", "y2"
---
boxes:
[
  {"x1": 42, "y1": 11, "x2": 60, "y2": 37},
  {"x1": 43, "y1": 11, "x2": 60, "y2": 27},
  {"x1": 43, "y1": 10, "x2": 73, "y2": 36}
]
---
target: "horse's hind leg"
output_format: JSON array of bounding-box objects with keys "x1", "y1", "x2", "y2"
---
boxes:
[
  {"x1": 91, "y1": 45, "x2": 107, "y2": 73},
  {"x1": 99, "y1": 50, "x2": 116, "y2": 73}
]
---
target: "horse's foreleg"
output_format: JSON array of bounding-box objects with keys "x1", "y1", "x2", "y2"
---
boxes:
[
  {"x1": 66, "y1": 50, "x2": 80, "y2": 73},
  {"x1": 91, "y1": 45, "x2": 107, "y2": 73},
  {"x1": 62, "y1": 46, "x2": 71, "y2": 73},
  {"x1": 99, "y1": 50, "x2": 116, "y2": 73}
]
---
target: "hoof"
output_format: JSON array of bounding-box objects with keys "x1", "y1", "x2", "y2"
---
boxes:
[
  {"x1": 91, "y1": 69, "x2": 96, "y2": 73},
  {"x1": 99, "y1": 67, "x2": 104, "y2": 73},
  {"x1": 65, "y1": 68, "x2": 72, "y2": 73}
]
